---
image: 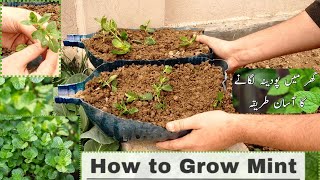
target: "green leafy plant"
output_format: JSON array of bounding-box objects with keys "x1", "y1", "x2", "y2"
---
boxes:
[
  {"x1": 212, "y1": 92, "x2": 224, "y2": 108},
  {"x1": 99, "y1": 75, "x2": 118, "y2": 92},
  {"x1": 21, "y1": 12, "x2": 60, "y2": 53},
  {"x1": 95, "y1": 16, "x2": 131, "y2": 55},
  {"x1": 0, "y1": 77, "x2": 53, "y2": 116},
  {"x1": 145, "y1": 36, "x2": 156, "y2": 45},
  {"x1": 140, "y1": 20, "x2": 155, "y2": 34},
  {"x1": 265, "y1": 69, "x2": 320, "y2": 114},
  {"x1": 113, "y1": 101, "x2": 139, "y2": 115},
  {"x1": 125, "y1": 92, "x2": 153, "y2": 103},
  {"x1": 152, "y1": 65, "x2": 173, "y2": 109},
  {"x1": 0, "y1": 117, "x2": 79, "y2": 180},
  {"x1": 180, "y1": 34, "x2": 197, "y2": 47}
]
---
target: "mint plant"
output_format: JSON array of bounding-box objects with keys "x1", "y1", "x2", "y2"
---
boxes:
[
  {"x1": 99, "y1": 75, "x2": 118, "y2": 92},
  {"x1": 125, "y1": 92, "x2": 153, "y2": 103},
  {"x1": 21, "y1": 12, "x2": 60, "y2": 53},
  {"x1": 180, "y1": 34, "x2": 197, "y2": 47},
  {"x1": 95, "y1": 16, "x2": 131, "y2": 55},
  {"x1": 0, "y1": 117, "x2": 79, "y2": 180},
  {"x1": 145, "y1": 36, "x2": 156, "y2": 45},
  {"x1": 152, "y1": 65, "x2": 173, "y2": 109},
  {"x1": 113, "y1": 101, "x2": 138, "y2": 115},
  {"x1": 0, "y1": 77, "x2": 53, "y2": 116},
  {"x1": 140, "y1": 20, "x2": 155, "y2": 34},
  {"x1": 212, "y1": 92, "x2": 224, "y2": 108}
]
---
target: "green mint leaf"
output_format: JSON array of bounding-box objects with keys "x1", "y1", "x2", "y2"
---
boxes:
[
  {"x1": 22, "y1": 147, "x2": 38, "y2": 163},
  {"x1": 38, "y1": 13, "x2": 51, "y2": 24},
  {"x1": 48, "y1": 38, "x2": 60, "y2": 53},
  {"x1": 294, "y1": 91, "x2": 320, "y2": 113},
  {"x1": 0, "y1": 77, "x2": 5, "y2": 86},
  {"x1": 161, "y1": 84, "x2": 173, "y2": 92},
  {"x1": 21, "y1": 20, "x2": 32, "y2": 25},
  {"x1": 145, "y1": 36, "x2": 156, "y2": 45},
  {"x1": 29, "y1": 12, "x2": 38, "y2": 23},
  {"x1": 125, "y1": 92, "x2": 139, "y2": 103},
  {"x1": 111, "y1": 49, "x2": 129, "y2": 55},
  {"x1": 128, "y1": 107, "x2": 139, "y2": 114},
  {"x1": 120, "y1": 31, "x2": 128, "y2": 40},
  {"x1": 32, "y1": 29, "x2": 46, "y2": 44},
  {"x1": 107, "y1": 75, "x2": 118, "y2": 84},
  {"x1": 15, "y1": 44, "x2": 27, "y2": 52},
  {"x1": 163, "y1": 65, "x2": 173, "y2": 74},
  {"x1": 10, "y1": 77, "x2": 27, "y2": 90},
  {"x1": 51, "y1": 137, "x2": 64, "y2": 149},
  {"x1": 112, "y1": 39, "x2": 124, "y2": 49},
  {"x1": 140, "y1": 93, "x2": 153, "y2": 101}
]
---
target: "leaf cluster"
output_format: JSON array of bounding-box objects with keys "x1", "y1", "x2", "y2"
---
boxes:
[
  {"x1": 0, "y1": 77, "x2": 53, "y2": 116},
  {"x1": 21, "y1": 12, "x2": 60, "y2": 53},
  {"x1": 212, "y1": 92, "x2": 224, "y2": 108},
  {"x1": 180, "y1": 34, "x2": 197, "y2": 47},
  {"x1": 0, "y1": 117, "x2": 79, "y2": 180},
  {"x1": 95, "y1": 16, "x2": 131, "y2": 55},
  {"x1": 99, "y1": 75, "x2": 118, "y2": 92},
  {"x1": 266, "y1": 69, "x2": 320, "y2": 114},
  {"x1": 152, "y1": 65, "x2": 173, "y2": 109},
  {"x1": 113, "y1": 101, "x2": 139, "y2": 115}
]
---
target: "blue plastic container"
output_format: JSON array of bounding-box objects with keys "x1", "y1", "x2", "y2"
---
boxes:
[
  {"x1": 55, "y1": 57, "x2": 228, "y2": 142},
  {"x1": 63, "y1": 27, "x2": 216, "y2": 68}
]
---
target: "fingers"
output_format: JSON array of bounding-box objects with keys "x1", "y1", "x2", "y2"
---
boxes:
[
  {"x1": 166, "y1": 116, "x2": 201, "y2": 132},
  {"x1": 156, "y1": 133, "x2": 195, "y2": 151},
  {"x1": 196, "y1": 35, "x2": 213, "y2": 46},
  {"x1": 33, "y1": 50, "x2": 58, "y2": 76},
  {"x1": 7, "y1": 42, "x2": 46, "y2": 65}
]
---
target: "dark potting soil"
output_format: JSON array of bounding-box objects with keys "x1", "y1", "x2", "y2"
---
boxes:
[
  {"x1": 2, "y1": 3, "x2": 60, "y2": 57},
  {"x1": 83, "y1": 29, "x2": 210, "y2": 62},
  {"x1": 76, "y1": 62, "x2": 227, "y2": 128}
]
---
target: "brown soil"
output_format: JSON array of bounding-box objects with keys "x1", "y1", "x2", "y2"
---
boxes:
[
  {"x1": 83, "y1": 29, "x2": 210, "y2": 61},
  {"x1": 76, "y1": 62, "x2": 226, "y2": 127},
  {"x1": 2, "y1": 3, "x2": 60, "y2": 57}
]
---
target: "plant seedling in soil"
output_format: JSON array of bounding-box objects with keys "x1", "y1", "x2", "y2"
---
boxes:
[
  {"x1": 180, "y1": 34, "x2": 197, "y2": 47},
  {"x1": 145, "y1": 36, "x2": 156, "y2": 45},
  {"x1": 125, "y1": 92, "x2": 153, "y2": 103},
  {"x1": 95, "y1": 16, "x2": 131, "y2": 55},
  {"x1": 152, "y1": 65, "x2": 173, "y2": 109},
  {"x1": 113, "y1": 101, "x2": 139, "y2": 115},
  {"x1": 15, "y1": 44, "x2": 28, "y2": 52},
  {"x1": 99, "y1": 75, "x2": 118, "y2": 92},
  {"x1": 140, "y1": 20, "x2": 155, "y2": 34},
  {"x1": 212, "y1": 92, "x2": 224, "y2": 108},
  {"x1": 21, "y1": 12, "x2": 60, "y2": 53}
]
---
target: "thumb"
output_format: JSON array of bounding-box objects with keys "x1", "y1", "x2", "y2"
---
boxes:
[
  {"x1": 166, "y1": 116, "x2": 200, "y2": 132},
  {"x1": 9, "y1": 43, "x2": 47, "y2": 65}
]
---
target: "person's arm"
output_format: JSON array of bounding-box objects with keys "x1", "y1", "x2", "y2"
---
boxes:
[
  {"x1": 197, "y1": 11, "x2": 320, "y2": 71},
  {"x1": 156, "y1": 111, "x2": 320, "y2": 151}
]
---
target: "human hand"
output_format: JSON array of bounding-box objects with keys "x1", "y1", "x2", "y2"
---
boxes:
[
  {"x1": 197, "y1": 35, "x2": 241, "y2": 72},
  {"x1": 2, "y1": 43, "x2": 58, "y2": 75},
  {"x1": 2, "y1": 7, "x2": 58, "y2": 76},
  {"x1": 156, "y1": 111, "x2": 243, "y2": 151}
]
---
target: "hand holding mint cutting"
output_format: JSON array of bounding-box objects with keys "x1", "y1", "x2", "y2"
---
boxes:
[{"x1": 2, "y1": 7, "x2": 59, "y2": 76}]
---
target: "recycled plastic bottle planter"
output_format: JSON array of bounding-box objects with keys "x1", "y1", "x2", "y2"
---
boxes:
[
  {"x1": 55, "y1": 57, "x2": 228, "y2": 142},
  {"x1": 63, "y1": 28, "x2": 216, "y2": 68}
]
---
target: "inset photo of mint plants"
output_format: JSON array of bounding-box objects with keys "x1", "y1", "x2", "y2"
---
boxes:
[
  {"x1": 1, "y1": 1, "x2": 61, "y2": 76},
  {"x1": 0, "y1": 77, "x2": 53, "y2": 116},
  {"x1": 0, "y1": 116, "x2": 80, "y2": 180},
  {"x1": 232, "y1": 69, "x2": 320, "y2": 114}
]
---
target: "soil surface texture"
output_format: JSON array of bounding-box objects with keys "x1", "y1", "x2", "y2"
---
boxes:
[
  {"x1": 83, "y1": 29, "x2": 210, "y2": 62},
  {"x1": 2, "y1": 3, "x2": 60, "y2": 57},
  {"x1": 76, "y1": 62, "x2": 225, "y2": 127}
]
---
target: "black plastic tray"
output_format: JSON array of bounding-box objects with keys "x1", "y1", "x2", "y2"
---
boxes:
[{"x1": 55, "y1": 57, "x2": 228, "y2": 142}]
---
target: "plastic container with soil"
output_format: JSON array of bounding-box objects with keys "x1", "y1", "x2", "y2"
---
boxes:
[
  {"x1": 2, "y1": 2, "x2": 60, "y2": 71},
  {"x1": 63, "y1": 27, "x2": 215, "y2": 68},
  {"x1": 55, "y1": 57, "x2": 229, "y2": 142}
]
